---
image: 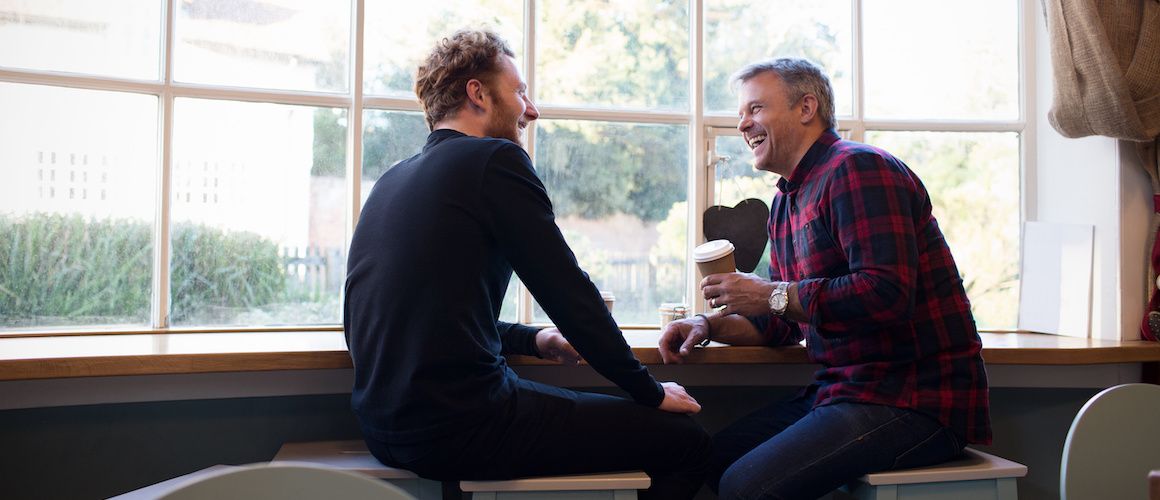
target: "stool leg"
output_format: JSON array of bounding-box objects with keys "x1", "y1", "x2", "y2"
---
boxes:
[
  {"x1": 612, "y1": 489, "x2": 638, "y2": 500},
  {"x1": 996, "y1": 478, "x2": 1018, "y2": 500},
  {"x1": 875, "y1": 485, "x2": 898, "y2": 500}
]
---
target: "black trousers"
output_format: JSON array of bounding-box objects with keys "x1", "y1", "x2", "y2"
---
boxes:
[{"x1": 364, "y1": 378, "x2": 711, "y2": 500}]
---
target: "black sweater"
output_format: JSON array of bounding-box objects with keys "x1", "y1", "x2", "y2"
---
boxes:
[{"x1": 344, "y1": 129, "x2": 663, "y2": 442}]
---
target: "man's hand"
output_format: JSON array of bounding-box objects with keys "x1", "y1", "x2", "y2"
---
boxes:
[
  {"x1": 534, "y1": 327, "x2": 582, "y2": 365},
  {"x1": 701, "y1": 272, "x2": 775, "y2": 317},
  {"x1": 657, "y1": 381, "x2": 701, "y2": 414},
  {"x1": 658, "y1": 316, "x2": 710, "y2": 364}
]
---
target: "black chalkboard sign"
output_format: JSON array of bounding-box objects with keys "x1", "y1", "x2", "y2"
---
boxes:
[{"x1": 703, "y1": 198, "x2": 770, "y2": 273}]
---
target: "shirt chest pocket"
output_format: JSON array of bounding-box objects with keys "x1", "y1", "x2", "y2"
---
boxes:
[{"x1": 791, "y1": 218, "x2": 847, "y2": 278}]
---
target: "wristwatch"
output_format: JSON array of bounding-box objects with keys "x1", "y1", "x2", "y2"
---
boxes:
[{"x1": 768, "y1": 281, "x2": 790, "y2": 316}]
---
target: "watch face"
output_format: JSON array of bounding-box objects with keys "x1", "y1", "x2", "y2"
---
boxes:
[{"x1": 769, "y1": 282, "x2": 789, "y2": 314}]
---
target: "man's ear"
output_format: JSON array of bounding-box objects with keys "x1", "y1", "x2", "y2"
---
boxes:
[
  {"x1": 465, "y1": 79, "x2": 488, "y2": 111},
  {"x1": 798, "y1": 94, "x2": 818, "y2": 125}
]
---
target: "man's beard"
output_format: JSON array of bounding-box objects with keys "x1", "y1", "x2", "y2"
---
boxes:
[{"x1": 485, "y1": 110, "x2": 522, "y2": 146}]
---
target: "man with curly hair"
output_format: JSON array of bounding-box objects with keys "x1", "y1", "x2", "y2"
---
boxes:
[{"x1": 345, "y1": 28, "x2": 710, "y2": 499}]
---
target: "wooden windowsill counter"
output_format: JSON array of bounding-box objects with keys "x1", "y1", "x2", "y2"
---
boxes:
[{"x1": 2, "y1": 331, "x2": 1159, "y2": 382}]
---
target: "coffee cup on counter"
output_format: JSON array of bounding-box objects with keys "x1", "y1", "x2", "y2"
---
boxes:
[
  {"x1": 600, "y1": 291, "x2": 616, "y2": 312},
  {"x1": 694, "y1": 239, "x2": 736, "y2": 276},
  {"x1": 659, "y1": 303, "x2": 688, "y2": 328}
]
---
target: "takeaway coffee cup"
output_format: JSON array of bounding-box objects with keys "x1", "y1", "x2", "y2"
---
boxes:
[
  {"x1": 694, "y1": 240, "x2": 736, "y2": 276},
  {"x1": 600, "y1": 291, "x2": 616, "y2": 312},
  {"x1": 659, "y1": 303, "x2": 689, "y2": 327}
]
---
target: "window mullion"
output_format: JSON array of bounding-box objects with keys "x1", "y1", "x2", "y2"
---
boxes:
[
  {"x1": 1019, "y1": 0, "x2": 1037, "y2": 224},
  {"x1": 536, "y1": 106, "x2": 688, "y2": 124},
  {"x1": 152, "y1": 0, "x2": 177, "y2": 329},
  {"x1": 349, "y1": 0, "x2": 365, "y2": 238},
  {"x1": 861, "y1": 119, "x2": 1025, "y2": 133},
  {"x1": 518, "y1": 0, "x2": 537, "y2": 325},
  {"x1": 690, "y1": 0, "x2": 708, "y2": 314},
  {"x1": 852, "y1": 0, "x2": 865, "y2": 142}
]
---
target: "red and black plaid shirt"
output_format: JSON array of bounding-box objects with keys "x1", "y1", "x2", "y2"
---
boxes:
[{"x1": 751, "y1": 129, "x2": 992, "y2": 445}]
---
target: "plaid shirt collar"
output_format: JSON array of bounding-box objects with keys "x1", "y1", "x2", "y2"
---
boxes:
[{"x1": 777, "y1": 129, "x2": 842, "y2": 194}]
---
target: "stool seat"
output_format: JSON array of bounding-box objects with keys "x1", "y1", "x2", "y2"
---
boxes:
[
  {"x1": 461, "y1": 471, "x2": 651, "y2": 492},
  {"x1": 273, "y1": 440, "x2": 441, "y2": 499},
  {"x1": 273, "y1": 440, "x2": 417, "y2": 479},
  {"x1": 840, "y1": 448, "x2": 1026, "y2": 500},
  {"x1": 461, "y1": 471, "x2": 650, "y2": 499},
  {"x1": 861, "y1": 448, "x2": 1027, "y2": 485}
]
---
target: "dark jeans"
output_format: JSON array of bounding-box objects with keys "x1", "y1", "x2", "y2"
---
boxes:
[
  {"x1": 709, "y1": 386, "x2": 964, "y2": 500},
  {"x1": 364, "y1": 378, "x2": 711, "y2": 500}
]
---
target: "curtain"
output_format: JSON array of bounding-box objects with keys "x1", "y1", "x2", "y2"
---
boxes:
[{"x1": 1042, "y1": 0, "x2": 1160, "y2": 340}]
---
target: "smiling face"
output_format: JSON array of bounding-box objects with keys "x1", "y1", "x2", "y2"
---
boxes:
[
  {"x1": 483, "y1": 55, "x2": 539, "y2": 146},
  {"x1": 736, "y1": 71, "x2": 812, "y2": 177}
]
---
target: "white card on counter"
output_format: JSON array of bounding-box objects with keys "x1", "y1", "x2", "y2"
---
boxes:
[{"x1": 1017, "y1": 221, "x2": 1094, "y2": 337}]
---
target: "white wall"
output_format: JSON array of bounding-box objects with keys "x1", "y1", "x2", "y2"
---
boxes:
[
  {"x1": 1120, "y1": 141, "x2": 1152, "y2": 341},
  {"x1": 1033, "y1": 3, "x2": 1150, "y2": 340}
]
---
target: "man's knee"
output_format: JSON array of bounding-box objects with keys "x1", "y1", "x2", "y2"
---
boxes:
[
  {"x1": 669, "y1": 415, "x2": 712, "y2": 468},
  {"x1": 718, "y1": 464, "x2": 773, "y2": 500}
]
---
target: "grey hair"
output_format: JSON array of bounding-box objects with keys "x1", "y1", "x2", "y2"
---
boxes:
[{"x1": 731, "y1": 58, "x2": 836, "y2": 131}]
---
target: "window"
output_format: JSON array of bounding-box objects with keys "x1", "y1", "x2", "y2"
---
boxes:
[
  {"x1": 0, "y1": 83, "x2": 158, "y2": 329},
  {"x1": 532, "y1": 120, "x2": 689, "y2": 325},
  {"x1": 705, "y1": 0, "x2": 1023, "y2": 329},
  {"x1": 0, "y1": 0, "x2": 1025, "y2": 333}
]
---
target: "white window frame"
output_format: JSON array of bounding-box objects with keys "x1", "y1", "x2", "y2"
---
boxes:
[
  {"x1": 0, "y1": 0, "x2": 1033, "y2": 334},
  {"x1": 699, "y1": 0, "x2": 1036, "y2": 332}
]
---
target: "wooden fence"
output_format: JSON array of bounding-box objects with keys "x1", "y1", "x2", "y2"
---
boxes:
[{"x1": 281, "y1": 246, "x2": 345, "y2": 298}]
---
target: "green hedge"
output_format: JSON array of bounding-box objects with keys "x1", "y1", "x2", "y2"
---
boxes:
[{"x1": 0, "y1": 213, "x2": 285, "y2": 326}]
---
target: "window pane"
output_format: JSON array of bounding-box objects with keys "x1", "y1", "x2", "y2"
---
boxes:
[
  {"x1": 500, "y1": 279, "x2": 518, "y2": 323},
  {"x1": 864, "y1": 0, "x2": 1018, "y2": 120},
  {"x1": 361, "y1": 110, "x2": 427, "y2": 192},
  {"x1": 537, "y1": 0, "x2": 689, "y2": 110},
  {"x1": 704, "y1": 0, "x2": 852, "y2": 116},
  {"x1": 363, "y1": 1, "x2": 523, "y2": 97},
  {"x1": 171, "y1": 99, "x2": 346, "y2": 326},
  {"x1": 712, "y1": 134, "x2": 776, "y2": 279},
  {"x1": 532, "y1": 120, "x2": 688, "y2": 325},
  {"x1": 713, "y1": 135, "x2": 778, "y2": 207},
  {"x1": 175, "y1": 1, "x2": 350, "y2": 92},
  {"x1": 0, "y1": 1, "x2": 162, "y2": 80},
  {"x1": 0, "y1": 83, "x2": 158, "y2": 330},
  {"x1": 865, "y1": 131, "x2": 1020, "y2": 329}
]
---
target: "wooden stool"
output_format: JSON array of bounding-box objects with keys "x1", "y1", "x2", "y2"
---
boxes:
[
  {"x1": 460, "y1": 470, "x2": 651, "y2": 500},
  {"x1": 840, "y1": 448, "x2": 1027, "y2": 500},
  {"x1": 273, "y1": 440, "x2": 441, "y2": 499}
]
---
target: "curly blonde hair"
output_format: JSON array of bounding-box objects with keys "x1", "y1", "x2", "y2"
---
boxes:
[{"x1": 415, "y1": 29, "x2": 516, "y2": 130}]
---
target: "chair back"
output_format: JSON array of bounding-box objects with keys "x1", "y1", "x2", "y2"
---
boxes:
[
  {"x1": 158, "y1": 463, "x2": 416, "y2": 500},
  {"x1": 1061, "y1": 383, "x2": 1160, "y2": 500}
]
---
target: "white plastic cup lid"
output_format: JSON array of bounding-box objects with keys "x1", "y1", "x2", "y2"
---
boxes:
[
  {"x1": 600, "y1": 291, "x2": 615, "y2": 301},
  {"x1": 693, "y1": 240, "x2": 735, "y2": 262}
]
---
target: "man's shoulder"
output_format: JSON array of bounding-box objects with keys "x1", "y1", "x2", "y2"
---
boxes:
[
  {"x1": 829, "y1": 138, "x2": 894, "y2": 163},
  {"x1": 437, "y1": 131, "x2": 520, "y2": 150},
  {"x1": 441, "y1": 134, "x2": 530, "y2": 164},
  {"x1": 819, "y1": 139, "x2": 911, "y2": 178}
]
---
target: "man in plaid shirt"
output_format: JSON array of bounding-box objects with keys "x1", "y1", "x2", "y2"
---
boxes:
[{"x1": 660, "y1": 58, "x2": 991, "y2": 499}]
